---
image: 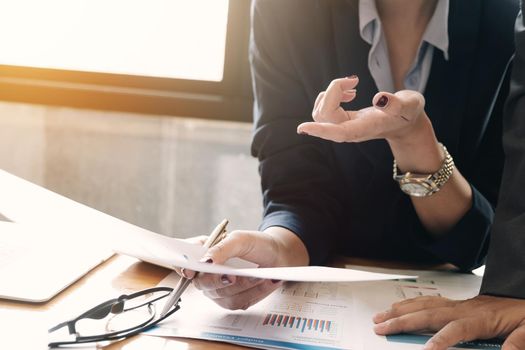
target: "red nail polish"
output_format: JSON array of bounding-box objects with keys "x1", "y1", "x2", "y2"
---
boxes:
[
  {"x1": 271, "y1": 279, "x2": 281, "y2": 284},
  {"x1": 376, "y1": 95, "x2": 389, "y2": 108},
  {"x1": 204, "y1": 258, "x2": 213, "y2": 263}
]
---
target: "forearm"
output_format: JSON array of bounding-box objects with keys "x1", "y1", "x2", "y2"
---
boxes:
[{"x1": 388, "y1": 115, "x2": 473, "y2": 236}]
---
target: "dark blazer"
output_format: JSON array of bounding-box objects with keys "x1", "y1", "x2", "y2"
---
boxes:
[
  {"x1": 481, "y1": 8, "x2": 525, "y2": 298},
  {"x1": 250, "y1": 0, "x2": 519, "y2": 270}
]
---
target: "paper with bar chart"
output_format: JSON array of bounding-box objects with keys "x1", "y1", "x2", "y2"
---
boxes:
[
  {"x1": 148, "y1": 272, "x2": 362, "y2": 350},
  {"x1": 351, "y1": 273, "x2": 501, "y2": 350},
  {"x1": 148, "y1": 269, "x2": 497, "y2": 350}
]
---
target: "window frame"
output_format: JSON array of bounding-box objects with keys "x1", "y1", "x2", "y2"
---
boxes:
[{"x1": 0, "y1": 0, "x2": 253, "y2": 122}]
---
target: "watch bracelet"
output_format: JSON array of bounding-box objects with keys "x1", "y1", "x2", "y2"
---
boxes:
[
  {"x1": 430, "y1": 147, "x2": 455, "y2": 189},
  {"x1": 392, "y1": 143, "x2": 455, "y2": 195}
]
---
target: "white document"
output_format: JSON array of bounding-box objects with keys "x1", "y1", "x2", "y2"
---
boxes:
[
  {"x1": 148, "y1": 272, "x2": 363, "y2": 350},
  {"x1": 148, "y1": 270, "x2": 501, "y2": 350},
  {"x1": 0, "y1": 168, "x2": 413, "y2": 283},
  {"x1": 351, "y1": 272, "x2": 501, "y2": 350},
  {"x1": 112, "y1": 227, "x2": 415, "y2": 282}
]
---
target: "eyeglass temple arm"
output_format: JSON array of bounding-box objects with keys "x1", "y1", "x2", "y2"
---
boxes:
[
  {"x1": 48, "y1": 298, "x2": 119, "y2": 334},
  {"x1": 48, "y1": 320, "x2": 76, "y2": 334},
  {"x1": 48, "y1": 287, "x2": 174, "y2": 335}
]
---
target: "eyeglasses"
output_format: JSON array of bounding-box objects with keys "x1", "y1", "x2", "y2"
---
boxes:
[{"x1": 48, "y1": 286, "x2": 179, "y2": 347}]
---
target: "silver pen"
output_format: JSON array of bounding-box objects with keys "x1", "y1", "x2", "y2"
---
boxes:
[{"x1": 159, "y1": 219, "x2": 229, "y2": 318}]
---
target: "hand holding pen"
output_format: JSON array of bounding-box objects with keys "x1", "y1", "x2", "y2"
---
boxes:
[
  {"x1": 161, "y1": 223, "x2": 308, "y2": 313},
  {"x1": 188, "y1": 226, "x2": 309, "y2": 311},
  {"x1": 159, "y1": 219, "x2": 229, "y2": 318}
]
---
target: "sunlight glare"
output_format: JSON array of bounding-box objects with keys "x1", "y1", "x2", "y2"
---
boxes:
[{"x1": 0, "y1": 0, "x2": 229, "y2": 81}]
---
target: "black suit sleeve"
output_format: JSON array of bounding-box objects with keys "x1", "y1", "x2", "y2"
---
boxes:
[
  {"x1": 480, "y1": 8, "x2": 525, "y2": 298},
  {"x1": 417, "y1": 69, "x2": 511, "y2": 272},
  {"x1": 250, "y1": 1, "x2": 346, "y2": 264}
]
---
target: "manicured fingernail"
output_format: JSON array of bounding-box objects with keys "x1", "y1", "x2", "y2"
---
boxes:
[
  {"x1": 298, "y1": 130, "x2": 309, "y2": 136},
  {"x1": 221, "y1": 274, "x2": 233, "y2": 285},
  {"x1": 200, "y1": 257, "x2": 213, "y2": 263},
  {"x1": 376, "y1": 95, "x2": 389, "y2": 108},
  {"x1": 271, "y1": 279, "x2": 281, "y2": 284},
  {"x1": 344, "y1": 89, "x2": 357, "y2": 94},
  {"x1": 346, "y1": 75, "x2": 358, "y2": 79},
  {"x1": 180, "y1": 268, "x2": 189, "y2": 279}
]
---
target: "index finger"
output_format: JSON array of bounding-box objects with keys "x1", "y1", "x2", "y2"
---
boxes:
[
  {"x1": 424, "y1": 317, "x2": 487, "y2": 350},
  {"x1": 203, "y1": 230, "x2": 260, "y2": 264},
  {"x1": 502, "y1": 323, "x2": 525, "y2": 350},
  {"x1": 374, "y1": 296, "x2": 456, "y2": 323},
  {"x1": 317, "y1": 76, "x2": 359, "y2": 117},
  {"x1": 373, "y1": 307, "x2": 456, "y2": 336}
]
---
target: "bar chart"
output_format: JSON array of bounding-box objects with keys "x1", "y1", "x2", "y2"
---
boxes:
[{"x1": 261, "y1": 312, "x2": 336, "y2": 335}]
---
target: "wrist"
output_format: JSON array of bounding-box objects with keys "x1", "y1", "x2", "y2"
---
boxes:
[
  {"x1": 264, "y1": 226, "x2": 310, "y2": 266},
  {"x1": 387, "y1": 114, "x2": 443, "y2": 174}
]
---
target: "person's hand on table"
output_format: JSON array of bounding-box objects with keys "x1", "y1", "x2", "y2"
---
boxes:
[
  {"x1": 372, "y1": 295, "x2": 525, "y2": 350},
  {"x1": 177, "y1": 227, "x2": 309, "y2": 310}
]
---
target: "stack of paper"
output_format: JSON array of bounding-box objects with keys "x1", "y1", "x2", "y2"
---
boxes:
[{"x1": 147, "y1": 270, "x2": 498, "y2": 350}]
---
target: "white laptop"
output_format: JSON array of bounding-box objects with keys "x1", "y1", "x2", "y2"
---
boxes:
[{"x1": 0, "y1": 170, "x2": 114, "y2": 303}]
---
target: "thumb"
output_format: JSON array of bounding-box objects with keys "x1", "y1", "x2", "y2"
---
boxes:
[{"x1": 372, "y1": 90, "x2": 425, "y2": 122}]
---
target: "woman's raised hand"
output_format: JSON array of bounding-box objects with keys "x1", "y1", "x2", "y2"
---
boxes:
[{"x1": 298, "y1": 76, "x2": 427, "y2": 143}]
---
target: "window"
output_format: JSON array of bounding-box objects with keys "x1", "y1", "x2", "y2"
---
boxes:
[
  {"x1": 0, "y1": 0, "x2": 252, "y2": 121},
  {"x1": 0, "y1": 0, "x2": 229, "y2": 81}
]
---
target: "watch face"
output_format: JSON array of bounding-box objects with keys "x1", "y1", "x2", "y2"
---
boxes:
[{"x1": 400, "y1": 182, "x2": 431, "y2": 197}]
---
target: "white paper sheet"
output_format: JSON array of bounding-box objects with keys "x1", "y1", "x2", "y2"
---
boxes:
[
  {"x1": 149, "y1": 272, "x2": 363, "y2": 350},
  {"x1": 149, "y1": 271, "x2": 499, "y2": 350},
  {"x1": 112, "y1": 227, "x2": 415, "y2": 282},
  {"x1": 0, "y1": 168, "x2": 414, "y2": 282},
  {"x1": 351, "y1": 274, "x2": 500, "y2": 350}
]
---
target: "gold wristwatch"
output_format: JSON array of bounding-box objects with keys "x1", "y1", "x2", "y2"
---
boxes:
[{"x1": 393, "y1": 143, "x2": 455, "y2": 197}]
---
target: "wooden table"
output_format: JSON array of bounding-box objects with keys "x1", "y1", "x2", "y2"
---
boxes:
[
  {"x1": 0, "y1": 255, "x2": 249, "y2": 350},
  {"x1": 1, "y1": 254, "x2": 453, "y2": 350}
]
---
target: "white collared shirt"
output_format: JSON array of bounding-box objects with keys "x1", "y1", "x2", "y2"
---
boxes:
[{"x1": 358, "y1": 0, "x2": 450, "y2": 93}]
